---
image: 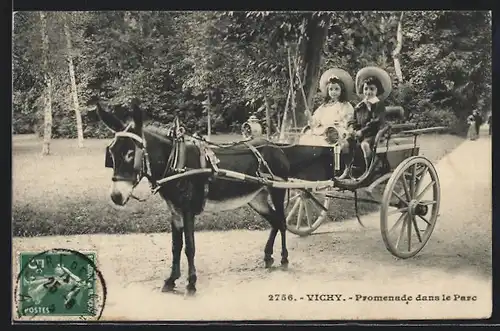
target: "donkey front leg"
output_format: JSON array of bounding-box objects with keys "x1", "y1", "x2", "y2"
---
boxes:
[
  {"x1": 271, "y1": 189, "x2": 289, "y2": 268},
  {"x1": 183, "y1": 211, "x2": 197, "y2": 295},
  {"x1": 162, "y1": 221, "x2": 183, "y2": 292}
]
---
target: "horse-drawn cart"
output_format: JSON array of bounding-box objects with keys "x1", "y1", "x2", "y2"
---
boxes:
[
  {"x1": 241, "y1": 103, "x2": 444, "y2": 259},
  {"x1": 98, "y1": 67, "x2": 446, "y2": 295},
  {"x1": 99, "y1": 102, "x2": 445, "y2": 297}
]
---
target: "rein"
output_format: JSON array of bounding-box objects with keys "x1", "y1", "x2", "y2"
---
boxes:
[{"x1": 109, "y1": 124, "x2": 284, "y2": 203}]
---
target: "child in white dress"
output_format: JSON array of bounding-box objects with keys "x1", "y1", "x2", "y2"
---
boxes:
[{"x1": 300, "y1": 76, "x2": 354, "y2": 145}]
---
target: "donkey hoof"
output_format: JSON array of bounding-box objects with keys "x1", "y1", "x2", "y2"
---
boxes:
[
  {"x1": 281, "y1": 260, "x2": 289, "y2": 270},
  {"x1": 162, "y1": 280, "x2": 176, "y2": 292},
  {"x1": 186, "y1": 284, "x2": 197, "y2": 296},
  {"x1": 264, "y1": 257, "x2": 274, "y2": 268}
]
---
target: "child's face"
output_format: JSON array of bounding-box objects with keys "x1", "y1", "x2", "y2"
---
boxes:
[
  {"x1": 327, "y1": 83, "x2": 342, "y2": 101},
  {"x1": 363, "y1": 83, "x2": 378, "y2": 99}
]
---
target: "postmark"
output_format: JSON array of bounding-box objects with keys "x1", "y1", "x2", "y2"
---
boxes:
[{"x1": 14, "y1": 248, "x2": 107, "y2": 321}]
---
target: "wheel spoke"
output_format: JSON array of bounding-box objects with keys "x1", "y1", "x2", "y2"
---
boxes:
[
  {"x1": 415, "y1": 181, "x2": 435, "y2": 203},
  {"x1": 418, "y1": 200, "x2": 437, "y2": 206},
  {"x1": 392, "y1": 190, "x2": 408, "y2": 206},
  {"x1": 415, "y1": 164, "x2": 428, "y2": 177},
  {"x1": 304, "y1": 200, "x2": 313, "y2": 228},
  {"x1": 286, "y1": 199, "x2": 301, "y2": 224},
  {"x1": 390, "y1": 212, "x2": 407, "y2": 234},
  {"x1": 396, "y1": 214, "x2": 408, "y2": 249},
  {"x1": 304, "y1": 191, "x2": 328, "y2": 214},
  {"x1": 407, "y1": 212, "x2": 412, "y2": 251},
  {"x1": 415, "y1": 166, "x2": 428, "y2": 195},
  {"x1": 287, "y1": 191, "x2": 301, "y2": 205},
  {"x1": 388, "y1": 207, "x2": 409, "y2": 216},
  {"x1": 417, "y1": 214, "x2": 431, "y2": 226},
  {"x1": 411, "y1": 216, "x2": 423, "y2": 243},
  {"x1": 296, "y1": 200, "x2": 304, "y2": 229},
  {"x1": 401, "y1": 177, "x2": 411, "y2": 201},
  {"x1": 410, "y1": 164, "x2": 417, "y2": 197},
  {"x1": 309, "y1": 196, "x2": 326, "y2": 214}
]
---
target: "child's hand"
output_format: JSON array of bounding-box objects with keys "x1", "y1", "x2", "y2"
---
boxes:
[{"x1": 310, "y1": 117, "x2": 319, "y2": 127}]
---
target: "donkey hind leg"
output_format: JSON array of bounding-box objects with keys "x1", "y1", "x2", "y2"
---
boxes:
[
  {"x1": 183, "y1": 210, "x2": 197, "y2": 295},
  {"x1": 270, "y1": 188, "x2": 289, "y2": 268},
  {"x1": 162, "y1": 220, "x2": 183, "y2": 292},
  {"x1": 248, "y1": 189, "x2": 286, "y2": 269}
]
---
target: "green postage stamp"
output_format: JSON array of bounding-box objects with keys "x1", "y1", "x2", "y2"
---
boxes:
[{"x1": 15, "y1": 249, "x2": 106, "y2": 321}]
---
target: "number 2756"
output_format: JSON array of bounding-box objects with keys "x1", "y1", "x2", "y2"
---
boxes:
[{"x1": 268, "y1": 294, "x2": 294, "y2": 301}]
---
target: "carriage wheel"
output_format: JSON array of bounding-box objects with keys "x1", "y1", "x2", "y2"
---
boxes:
[
  {"x1": 380, "y1": 156, "x2": 440, "y2": 258},
  {"x1": 285, "y1": 188, "x2": 331, "y2": 236}
]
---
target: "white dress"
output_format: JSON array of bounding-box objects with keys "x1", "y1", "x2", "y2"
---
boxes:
[{"x1": 299, "y1": 101, "x2": 354, "y2": 145}]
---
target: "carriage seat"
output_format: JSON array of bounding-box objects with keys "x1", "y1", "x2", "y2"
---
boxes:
[{"x1": 384, "y1": 106, "x2": 406, "y2": 122}]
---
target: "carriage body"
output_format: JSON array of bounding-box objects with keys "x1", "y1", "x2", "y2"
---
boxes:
[
  {"x1": 247, "y1": 105, "x2": 420, "y2": 185},
  {"x1": 274, "y1": 133, "x2": 420, "y2": 184}
]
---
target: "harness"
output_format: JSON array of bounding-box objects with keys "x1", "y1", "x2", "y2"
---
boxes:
[
  {"x1": 161, "y1": 130, "x2": 278, "y2": 183},
  {"x1": 107, "y1": 123, "x2": 278, "y2": 203}
]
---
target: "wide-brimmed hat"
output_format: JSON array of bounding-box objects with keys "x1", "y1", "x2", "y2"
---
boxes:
[
  {"x1": 355, "y1": 66, "x2": 392, "y2": 101},
  {"x1": 319, "y1": 68, "x2": 355, "y2": 100}
]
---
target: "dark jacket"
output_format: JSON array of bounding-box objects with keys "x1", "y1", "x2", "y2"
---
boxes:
[
  {"x1": 473, "y1": 113, "x2": 483, "y2": 127},
  {"x1": 348, "y1": 99, "x2": 386, "y2": 138}
]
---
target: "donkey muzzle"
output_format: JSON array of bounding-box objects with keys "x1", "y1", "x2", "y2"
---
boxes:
[{"x1": 110, "y1": 181, "x2": 135, "y2": 206}]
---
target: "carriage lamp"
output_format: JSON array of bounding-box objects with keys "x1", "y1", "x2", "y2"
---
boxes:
[
  {"x1": 324, "y1": 126, "x2": 343, "y2": 171},
  {"x1": 333, "y1": 144, "x2": 341, "y2": 171},
  {"x1": 241, "y1": 115, "x2": 263, "y2": 139}
]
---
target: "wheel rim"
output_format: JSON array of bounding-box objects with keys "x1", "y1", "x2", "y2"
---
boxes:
[
  {"x1": 381, "y1": 156, "x2": 440, "y2": 258},
  {"x1": 285, "y1": 188, "x2": 331, "y2": 236}
]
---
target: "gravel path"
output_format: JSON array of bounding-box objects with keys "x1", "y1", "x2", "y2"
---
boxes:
[{"x1": 12, "y1": 133, "x2": 492, "y2": 321}]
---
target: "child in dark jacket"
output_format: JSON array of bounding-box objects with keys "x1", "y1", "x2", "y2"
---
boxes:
[{"x1": 338, "y1": 76, "x2": 386, "y2": 179}]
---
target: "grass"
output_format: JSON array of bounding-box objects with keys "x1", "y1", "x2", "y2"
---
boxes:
[{"x1": 12, "y1": 132, "x2": 465, "y2": 237}]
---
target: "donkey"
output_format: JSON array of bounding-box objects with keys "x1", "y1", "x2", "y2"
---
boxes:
[{"x1": 96, "y1": 100, "x2": 291, "y2": 295}]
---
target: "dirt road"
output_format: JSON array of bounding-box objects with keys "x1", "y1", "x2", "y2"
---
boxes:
[{"x1": 12, "y1": 133, "x2": 492, "y2": 321}]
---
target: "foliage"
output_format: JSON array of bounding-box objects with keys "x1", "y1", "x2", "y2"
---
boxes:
[{"x1": 13, "y1": 11, "x2": 492, "y2": 137}]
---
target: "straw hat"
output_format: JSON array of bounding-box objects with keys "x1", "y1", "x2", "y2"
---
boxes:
[
  {"x1": 355, "y1": 66, "x2": 392, "y2": 101},
  {"x1": 319, "y1": 68, "x2": 355, "y2": 100}
]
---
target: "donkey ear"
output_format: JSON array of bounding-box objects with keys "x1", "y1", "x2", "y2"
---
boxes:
[
  {"x1": 96, "y1": 102, "x2": 126, "y2": 132},
  {"x1": 131, "y1": 98, "x2": 143, "y2": 133}
]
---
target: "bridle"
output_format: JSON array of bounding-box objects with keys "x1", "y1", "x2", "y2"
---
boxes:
[
  {"x1": 107, "y1": 123, "x2": 154, "y2": 188},
  {"x1": 106, "y1": 121, "x2": 189, "y2": 201}
]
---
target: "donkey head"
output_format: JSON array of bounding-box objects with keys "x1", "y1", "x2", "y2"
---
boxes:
[{"x1": 97, "y1": 99, "x2": 146, "y2": 206}]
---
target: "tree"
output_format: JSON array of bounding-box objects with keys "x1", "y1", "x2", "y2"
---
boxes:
[
  {"x1": 64, "y1": 15, "x2": 84, "y2": 147},
  {"x1": 12, "y1": 11, "x2": 492, "y2": 138},
  {"x1": 282, "y1": 13, "x2": 331, "y2": 133},
  {"x1": 39, "y1": 12, "x2": 53, "y2": 155},
  {"x1": 392, "y1": 12, "x2": 404, "y2": 83}
]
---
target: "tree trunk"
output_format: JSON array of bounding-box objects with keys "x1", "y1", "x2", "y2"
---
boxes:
[
  {"x1": 40, "y1": 12, "x2": 52, "y2": 156},
  {"x1": 393, "y1": 12, "x2": 404, "y2": 83},
  {"x1": 278, "y1": 89, "x2": 291, "y2": 141},
  {"x1": 206, "y1": 94, "x2": 212, "y2": 140},
  {"x1": 380, "y1": 16, "x2": 387, "y2": 67},
  {"x1": 264, "y1": 96, "x2": 271, "y2": 139},
  {"x1": 280, "y1": 14, "x2": 331, "y2": 137},
  {"x1": 64, "y1": 20, "x2": 84, "y2": 148}
]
